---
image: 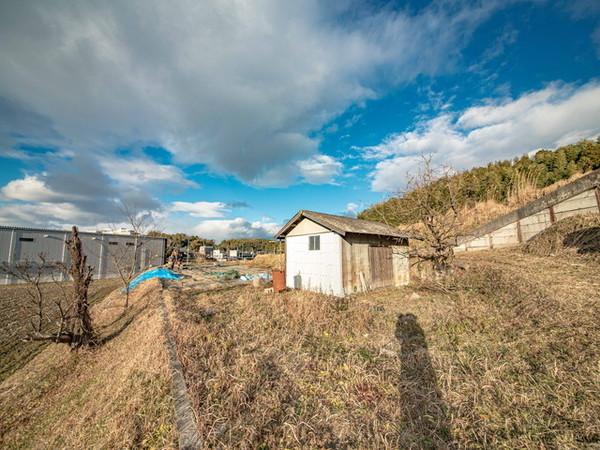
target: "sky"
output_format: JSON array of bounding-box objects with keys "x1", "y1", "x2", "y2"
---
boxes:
[{"x1": 0, "y1": 0, "x2": 599, "y2": 241}]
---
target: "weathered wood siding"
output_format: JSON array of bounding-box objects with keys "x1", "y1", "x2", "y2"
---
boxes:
[{"x1": 341, "y1": 234, "x2": 409, "y2": 294}]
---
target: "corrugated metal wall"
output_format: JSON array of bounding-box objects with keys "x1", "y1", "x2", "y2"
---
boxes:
[{"x1": 0, "y1": 226, "x2": 166, "y2": 285}]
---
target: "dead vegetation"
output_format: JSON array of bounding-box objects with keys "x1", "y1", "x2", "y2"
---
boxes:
[
  {"x1": 0, "y1": 227, "x2": 97, "y2": 347},
  {"x1": 242, "y1": 253, "x2": 284, "y2": 270},
  {"x1": 0, "y1": 278, "x2": 120, "y2": 383},
  {"x1": 0, "y1": 279, "x2": 176, "y2": 449},
  {"x1": 523, "y1": 213, "x2": 600, "y2": 260},
  {"x1": 169, "y1": 248, "x2": 599, "y2": 449}
]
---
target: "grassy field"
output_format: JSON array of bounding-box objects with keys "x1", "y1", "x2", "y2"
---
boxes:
[
  {"x1": 168, "y1": 249, "x2": 600, "y2": 449},
  {"x1": 1, "y1": 231, "x2": 598, "y2": 449},
  {"x1": 0, "y1": 279, "x2": 176, "y2": 449},
  {"x1": 0, "y1": 278, "x2": 121, "y2": 383}
]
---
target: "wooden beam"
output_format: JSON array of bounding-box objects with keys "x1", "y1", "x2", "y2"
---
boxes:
[
  {"x1": 548, "y1": 205, "x2": 556, "y2": 224},
  {"x1": 516, "y1": 220, "x2": 523, "y2": 244}
]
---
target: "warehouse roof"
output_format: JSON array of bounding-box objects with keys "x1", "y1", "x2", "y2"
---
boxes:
[
  {"x1": 0, "y1": 225, "x2": 166, "y2": 241},
  {"x1": 275, "y1": 210, "x2": 409, "y2": 239}
]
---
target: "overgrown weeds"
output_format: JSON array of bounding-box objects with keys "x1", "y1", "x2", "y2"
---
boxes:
[
  {"x1": 0, "y1": 279, "x2": 176, "y2": 449},
  {"x1": 523, "y1": 213, "x2": 600, "y2": 260},
  {"x1": 170, "y1": 249, "x2": 599, "y2": 449},
  {"x1": 243, "y1": 253, "x2": 284, "y2": 270}
]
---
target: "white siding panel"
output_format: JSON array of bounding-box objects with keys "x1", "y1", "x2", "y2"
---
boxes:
[{"x1": 285, "y1": 232, "x2": 343, "y2": 296}]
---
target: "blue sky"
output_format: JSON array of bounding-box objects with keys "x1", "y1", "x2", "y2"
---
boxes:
[{"x1": 0, "y1": 0, "x2": 599, "y2": 241}]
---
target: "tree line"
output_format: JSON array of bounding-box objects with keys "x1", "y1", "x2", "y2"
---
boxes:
[
  {"x1": 218, "y1": 238, "x2": 281, "y2": 253},
  {"x1": 147, "y1": 232, "x2": 281, "y2": 254},
  {"x1": 359, "y1": 139, "x2": 600, "y2": 226},
  {"x1": 146, "y1": 232, "x2": 215, "y2": 254}
]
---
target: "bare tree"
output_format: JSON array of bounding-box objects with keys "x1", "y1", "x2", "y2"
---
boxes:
[
  {"x1": 104, "y1": 201, "x2": 157, "y2": 308},
  {"x1": 0, "y1": 253, "x2": 52, "y2": 333},
  {"x1": 65, "y1": 226, "x2": 94, "y2": 346},
  {"x1": 375, "y1": 156, "x2": 465, "y2": 276},
  {"x1": 0, "y1": 226, "x2": 95, "y2": 347}
]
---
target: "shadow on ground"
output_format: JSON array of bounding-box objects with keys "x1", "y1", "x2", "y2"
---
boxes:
[{"x1": 395, "y1": 313, "x2": 453, "y2": 449}]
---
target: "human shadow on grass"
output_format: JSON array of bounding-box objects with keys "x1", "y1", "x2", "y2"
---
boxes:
[{"x1": 395, "y1": 313, "x2": 453, "y2": 449}]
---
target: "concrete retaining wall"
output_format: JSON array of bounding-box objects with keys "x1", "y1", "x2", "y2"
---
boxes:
[{"x1": 456, "y1": 169, "x2": 600, "y2": 252}]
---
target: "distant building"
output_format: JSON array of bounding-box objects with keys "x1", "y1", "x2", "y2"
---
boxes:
[
  {"x1": 97, "y1": 227, "x2": 137, "y2": 235},
  {"x1": 276, "y1": 210, "x2": 410, "y2": 297},
  {"x1": 198, "y1": 245, "x2": 213, "y2": 258},
  {"x1": 0, "y1": 225, "x2": 166, "y2": 285},
  {"x1": 229, "y1": 249, "x2": 238, "y2": 259},
  {"x1": 213, "y1": 249, "x2": 226, "y2": 260}
]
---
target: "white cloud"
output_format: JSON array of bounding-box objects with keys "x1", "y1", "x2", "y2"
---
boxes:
[
  {"x1": 0, "y1": 202, "x2": 105, "y2": 227},
  {"x1": 170, "y1": 201, "x2": 229, "y2": 218},
  {"x1": 297, "y1": 155, "x2": 343, "y2": 184},
  {"x1": 0, "y1": 0, "x2": 502, "y2": 185},
  {"x1": 193, "y1": 217, "x2": 280, "y2": 242},
  {"x1": 346, "y1": 202, "x2": 359, "y2": 216},
  {"x1": 99, "y1": 157, "x2": 198, "y2": 188},
  {"x1": 1, "y1": 175, "x2": 65, "y2": 202},
  {"x1": 0, "y1": 154, "x2": 163, "y2": 227},
  {"x1": 365, "y1": 81, "x2": 600, "y2": 191}
]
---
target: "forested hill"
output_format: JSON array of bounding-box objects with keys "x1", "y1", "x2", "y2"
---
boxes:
[{"x1": 358, "y1": 139, "x2": 600, "y2": 226}]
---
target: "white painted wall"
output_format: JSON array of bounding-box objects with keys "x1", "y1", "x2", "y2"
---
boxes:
[{"x1": 285, "y1": 231, "x2": 343, "y2": 297}]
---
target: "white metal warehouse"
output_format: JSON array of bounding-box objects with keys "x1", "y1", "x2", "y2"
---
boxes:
[
  {"x1": 276, "y1": 210, "x2": 410, "y2": 297},
  {"x1": 0, "y1": 225, "x2": 166, "y2": 285}
]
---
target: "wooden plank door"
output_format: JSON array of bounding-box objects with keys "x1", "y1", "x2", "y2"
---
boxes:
[{"x1": 368, "y1": 246, "x2": 393, "y2": 288}]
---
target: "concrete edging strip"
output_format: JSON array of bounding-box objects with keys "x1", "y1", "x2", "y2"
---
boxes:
[{"x1": 160, "y1": 290, "x2": 202, "y2": 450}]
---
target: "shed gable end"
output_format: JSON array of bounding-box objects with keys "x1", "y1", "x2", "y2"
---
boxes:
[{"x1": 287, "y1": 218, "x2": 330, "y2": 236}]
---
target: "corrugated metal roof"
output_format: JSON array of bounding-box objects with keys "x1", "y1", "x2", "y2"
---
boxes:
[
  {"x1": 275, "y1": 210, "x2": 409, "y2": 239},
  {"x1": 0, "y1": 225, "x2": 166, "y2": 241}
]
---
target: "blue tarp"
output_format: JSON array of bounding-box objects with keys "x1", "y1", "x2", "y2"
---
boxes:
[{"x1": 128, "y1": 267, "x2": 183, "y2": 291}]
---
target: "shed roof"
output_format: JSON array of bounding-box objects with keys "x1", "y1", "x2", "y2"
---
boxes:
[{"x1": 275, "y1": 210, "x2": 409, "y2": 239}]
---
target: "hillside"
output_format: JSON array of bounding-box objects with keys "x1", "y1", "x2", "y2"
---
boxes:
[
  {"x1": 0, "y1": 280, "x2": 176, "y2": 449},
  {"x1": 167, "y1": 247, "x2": 599, "y2": 448},
  {"x1": 1, "y1": 220, "x2": 598, "y2": 447},
  {"x1": 359, "y1": 139, "x2": 600, "y2": 228},
  {"x1": 0, "y1": 278, "x2": 121, "y2": 384}
]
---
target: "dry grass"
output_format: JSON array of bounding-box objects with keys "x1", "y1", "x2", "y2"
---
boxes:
[
  {"x1": 243, "y1": 253, "x2": 284, "y2": 270},
  {"x1": 0, "y1": 279, "x2": 176, "y2": 449},
  {"x1": 169, "y1": 249, "x2": 599, "y2": 449},
  {"x1": 0, "y1": 278, "x2": 121, "y2": 383},
  {"x1": 523, "y1": 213, "x2": 600, "y2": 260},
  {"x1": 459, "y1": 172, "x2": 587, "y2": 230}
]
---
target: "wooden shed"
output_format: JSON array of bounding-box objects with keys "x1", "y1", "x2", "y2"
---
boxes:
[{"x1": 275, "y1": 210, "x2": 410, "y2": 297}]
